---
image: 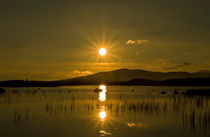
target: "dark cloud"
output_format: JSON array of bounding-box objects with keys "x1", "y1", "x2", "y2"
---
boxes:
[
  {"x1": 164, "y1": 62, "x2": 192, "y2": 71},
  {"x1": 183, "y1": 62, "x2": 192, "y2": 65}
]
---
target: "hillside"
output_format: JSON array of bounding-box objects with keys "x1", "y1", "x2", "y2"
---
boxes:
[
  {"x1": 1, "y1": 68, "x2": 210, "y2": 87},
  {"x1": 59, "y1": 68, "x2": 210, "y2": 83}
]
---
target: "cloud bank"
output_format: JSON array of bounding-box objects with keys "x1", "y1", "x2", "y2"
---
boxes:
[{"x1": 126, "y1": 39, "x2": 148, "y2": 45}]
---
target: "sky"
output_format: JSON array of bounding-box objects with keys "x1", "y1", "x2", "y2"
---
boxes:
[{"x1": 0, "y1": 0, "x2": 210, "y2": 80}]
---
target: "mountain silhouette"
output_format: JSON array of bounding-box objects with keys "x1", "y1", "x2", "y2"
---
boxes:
[
  {"x1": 59, "y1": 68, "x2": 210, "y2": 83},
  {"x1": 1, "y1": 68, "x2": 210, "y2": 87}
]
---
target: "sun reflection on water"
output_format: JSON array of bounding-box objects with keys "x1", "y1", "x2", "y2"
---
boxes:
[
  {"x1": 97, "y1": 85, "x2": 111, "y2": 136},
  {"x1": 99, "y1": 110, "x2": 106, "y2": 120},
  {"x1": 99, "y1": 85, "x2": 106, "y2": 102}
]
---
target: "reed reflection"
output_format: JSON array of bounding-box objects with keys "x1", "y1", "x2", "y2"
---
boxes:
[
  {"x1": 99, "y1": 85, "x2": 106, "y2": 102},
  {"x1": 0, "y1": 86, "x2": 209, "y2": 131}
]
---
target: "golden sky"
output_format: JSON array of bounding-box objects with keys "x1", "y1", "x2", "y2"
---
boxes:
[{"x1": 0, "y1": 0, "x2": 210, "y2": 80}]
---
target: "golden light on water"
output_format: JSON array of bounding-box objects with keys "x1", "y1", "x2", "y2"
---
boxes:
[
  {"x1": 99, "y1": 110, "x2": 106, "y2": 119},
  {"x1": 99, "y1": 85, "x2": 106, "y2": 101},
  {"x1": 98, "y1": 85, "x2": 107, "y2": 121},
  {"x1": 99, "y1": 48, "x2": 107, "y2": 56}
]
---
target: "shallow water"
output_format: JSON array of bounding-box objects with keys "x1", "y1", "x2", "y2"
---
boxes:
[{"x1": 0, "y1": 85, "x2": 209, "y2": 137}]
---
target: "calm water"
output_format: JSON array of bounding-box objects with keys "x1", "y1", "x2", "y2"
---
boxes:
[{"x1": 0, "y1": 85, "x2": 209, "y2": 137}]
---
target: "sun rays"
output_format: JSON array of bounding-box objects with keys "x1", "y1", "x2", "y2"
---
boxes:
[{"x1": 82, "y1": 31, "x2": 121, "y2": 63}]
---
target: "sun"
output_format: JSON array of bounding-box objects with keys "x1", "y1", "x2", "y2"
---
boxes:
[{"x1": 99, "y1": 48, "x2": 107, "y2": 56}]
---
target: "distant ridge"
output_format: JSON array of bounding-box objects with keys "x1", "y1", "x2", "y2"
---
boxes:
[
  {"x1": 60, "y1": 68, "x2": 210, "y2": 83},
  {"x1": 1, "y1": 68, "x2": 210, "y2": 87},
  {"x1": 195, "y1": 70, "x2": 210, "y2": 73}
]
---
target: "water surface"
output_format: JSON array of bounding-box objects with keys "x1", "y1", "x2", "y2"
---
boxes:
[{"x1": 0, "y1": 86, "x2": 209, "y2": 137}]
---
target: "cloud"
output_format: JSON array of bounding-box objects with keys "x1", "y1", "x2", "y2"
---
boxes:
[
  {"x1": 136, "y1": 40, "x2": 148, "y2": 44},
  {"x1": 71, "y1": 70, "x2": 93, "y2": 77},
  {"x1": 163, "y1": 62, "x2": 193, "y2": 71},
  {"x1": 153, "y1": 58, "x2": 170, "y2": 65},
  {"x1": 126, "y1": 39, "x2": 148, "y2": 45},
  {"x1": 183, "y1": 62, "x2": 191, "y2": 65},
  {"x1": 126, "y1": 40, "x2": 136, "y2": 44}
]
